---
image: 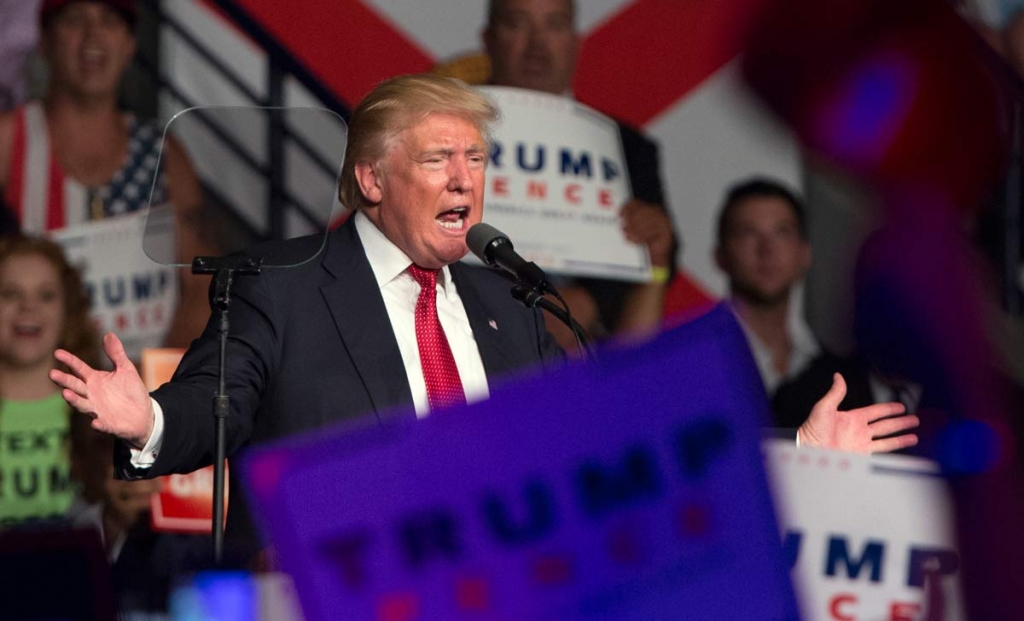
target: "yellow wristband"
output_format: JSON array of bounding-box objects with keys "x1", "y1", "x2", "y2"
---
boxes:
[{"x1": 650, "y1": 266, "x2": 670, "y2": 284}]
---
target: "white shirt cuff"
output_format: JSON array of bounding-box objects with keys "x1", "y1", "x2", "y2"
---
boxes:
[{"x1": 128, "y1": 398, "x2": 164, "y2": 468}]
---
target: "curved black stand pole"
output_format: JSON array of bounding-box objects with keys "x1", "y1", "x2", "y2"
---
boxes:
[
  {"x1": 510, "y1": 285, "x2": 597, "y2": 361},
  {"x1": 191, "y1": 255, "x2": 263, "y2": 565}
]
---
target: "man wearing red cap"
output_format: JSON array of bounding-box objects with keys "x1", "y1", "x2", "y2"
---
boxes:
[{"x1": 0, "y1": 0, "x2": 212, "y2": 355}]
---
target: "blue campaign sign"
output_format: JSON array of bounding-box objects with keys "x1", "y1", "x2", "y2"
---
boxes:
[{"x1": 242, "y1": 303, "x2": 798, "y2": 620}]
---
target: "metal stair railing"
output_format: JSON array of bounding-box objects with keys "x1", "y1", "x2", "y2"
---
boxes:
[{"x1": 137, "y1": 0, "x2": 353, "y2": 243}]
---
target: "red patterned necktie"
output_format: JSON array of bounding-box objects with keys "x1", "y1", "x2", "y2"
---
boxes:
[{"x1": 408, "y1": 265, "x2": 466, "y2": 411}]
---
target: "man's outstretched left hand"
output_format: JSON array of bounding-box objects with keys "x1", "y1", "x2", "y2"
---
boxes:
[{"x1": 798, "y1": 373, "x2": 920, "y2": 454}]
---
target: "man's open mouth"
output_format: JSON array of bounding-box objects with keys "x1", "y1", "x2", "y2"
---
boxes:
[{"x1": 437, "y1": 207, "x2": 469, "y2": 231}]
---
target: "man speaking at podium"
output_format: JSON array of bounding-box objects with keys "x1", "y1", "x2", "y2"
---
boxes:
[
  {"x1": 49, "y1": 74, "x2": 918, "y2": 553},
  {"x1": 48, "y1": 74, "x2": 562, "y2": 547}
]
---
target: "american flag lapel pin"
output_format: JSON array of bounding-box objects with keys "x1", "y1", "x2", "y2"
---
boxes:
[{"x1": 488, "y1": 319, "x2": 498, "y2": 330}]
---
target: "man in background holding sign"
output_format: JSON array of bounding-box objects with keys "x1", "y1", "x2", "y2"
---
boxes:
[{"x1": 482, "y1": 0, "x2": 678, "y2": 348}]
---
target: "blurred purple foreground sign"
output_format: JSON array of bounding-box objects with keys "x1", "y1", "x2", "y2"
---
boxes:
[{"x1": 242, "y1": 303, "x2": 798, "y2": 621}]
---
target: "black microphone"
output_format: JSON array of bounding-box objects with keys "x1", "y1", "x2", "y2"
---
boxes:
[{"x1": 466, "y1": 223, "x2": 554, "y2": 294}]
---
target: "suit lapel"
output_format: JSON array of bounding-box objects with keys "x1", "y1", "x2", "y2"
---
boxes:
[
  {"x1": 319, "y1": 220, "x2": 413, "y2": 418},
  {"x1": 451, "y1": 263, "x2": 519, "y2": 379}
]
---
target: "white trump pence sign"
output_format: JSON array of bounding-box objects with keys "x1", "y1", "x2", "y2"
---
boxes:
[{"x1": 476, "y1": 86, "x2": 651, "y2": 282}]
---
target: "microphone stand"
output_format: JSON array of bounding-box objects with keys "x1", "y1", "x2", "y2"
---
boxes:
[
  {"x1": 511, "y1": 285, "x2": 598, "y2": 361},
  {"x1": 191, "y1": 254, "x2": 263, "y2": 565}
]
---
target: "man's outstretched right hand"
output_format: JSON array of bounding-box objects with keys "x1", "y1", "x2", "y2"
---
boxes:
[{"x1": 50, "y1": 332, "x2": 154, "y2": 450}]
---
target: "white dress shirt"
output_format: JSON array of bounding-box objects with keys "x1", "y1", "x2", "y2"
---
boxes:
[
  {"x1": 132, "y1": 212, "x2": 490, "y2": 466},
  {"x1": 729, "y1": 284, "x2": 821, "y2": 394},
  {"x1": 354, "y1": 211, "x2": 489, "y2": 416}
]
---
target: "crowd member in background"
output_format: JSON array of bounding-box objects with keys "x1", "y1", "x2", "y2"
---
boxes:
[
  {"x1": 0, "y1": 236, "x2": 98, "y2": 527},
  {"x1": 713, "y1": 177, "x2": 880, "y2": 427},
  {"x1": 0, "y1": 0, "x2": 42, "y2": 112},
  {"x1": 69, "y1": 412, "x2": 209, "y2": 613},
  {"x1": 68, "y1": 413, "x2": 159, "y2": 560},
  {"x1": 481, "y1": 0, "x2": 677, "y2": 350},
  {"x1": 0, "y1": 0, "x2": 41, "y2": 233},
  {"x1": 0, "y1": 0, "x2": 213, "y2": 356}
]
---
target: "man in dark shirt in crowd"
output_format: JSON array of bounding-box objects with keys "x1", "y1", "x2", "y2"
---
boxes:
[{"x1": 713, "y1": 177, "x2": 892, "y2": 428}]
